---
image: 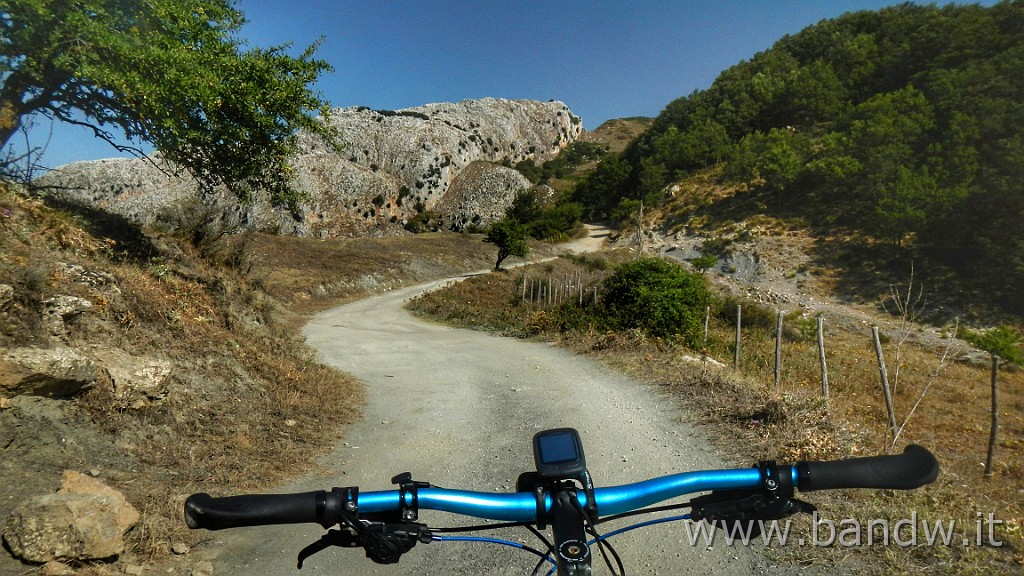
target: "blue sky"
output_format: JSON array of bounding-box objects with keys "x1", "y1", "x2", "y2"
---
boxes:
[{"x1": 17, "y1": 0, "x2": 990, "y2": 169}]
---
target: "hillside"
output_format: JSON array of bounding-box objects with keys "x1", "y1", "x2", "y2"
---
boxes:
[
  {"x1": 407, "y1": 207, "x2": 1024, "y2": 575},
  {"x1": 572, "y1": 2, "x2": 1024, "y2": 317}
]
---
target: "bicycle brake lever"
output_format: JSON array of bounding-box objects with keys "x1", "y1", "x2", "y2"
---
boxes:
[
  {"x1": 297, "y1": 528, "x2": 361, "y2": 568},
  {"x1": 691, "y1": 491, "x2": 816, "y2": 529},
  {"x1": 297, "y1": 523, "x2": 432, "y2": 568}
]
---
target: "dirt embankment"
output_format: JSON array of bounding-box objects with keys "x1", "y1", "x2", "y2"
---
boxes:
[{"x1": 0, "y1": 181, "x2": 544, "y2": 575}]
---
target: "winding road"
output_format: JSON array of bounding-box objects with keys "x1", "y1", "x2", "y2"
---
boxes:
[{"x1": 202, "y1": 232, "x2": 768, "y2": 575}]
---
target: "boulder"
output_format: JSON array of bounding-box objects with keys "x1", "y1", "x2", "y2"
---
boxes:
[
  {"x1": 88, "y1": 347, "x2": 171, "y2": 405},
  {"x1": 42, "y1": 295, "x2": 93, "y2": 339},
  {"x1": 0, "y1": 345, "x2": 171, "y2": 407},
  {"x1": 2, "y1": 471, "x2": 140, "y2": 563}
]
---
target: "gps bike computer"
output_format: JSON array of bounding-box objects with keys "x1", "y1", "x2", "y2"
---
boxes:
[{"x1": 533, "y1": 428, "x2": 587, "y2": 480}]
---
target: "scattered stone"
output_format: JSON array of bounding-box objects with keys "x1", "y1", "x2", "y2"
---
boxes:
[
  {"x1": 42, "y1": 294, "x2": 94, "y2": 339},
  {"x1": 171, "y1": 542, "x2": 190, "y2": 555},
  {"x1": 2, "y1": 471, "x2": 140, "y2": 564},
  {"x1": 89, "y1": 347, "x2": 172, "y2": 405},
  {"x1": 55, "y1": 262, "x2": 120, "y2": 293},
  {"x1": 191, "y1": 560, "x2": 215, "y2": 576},
  {"x1": 0, "y1": 283, "x2": 13, "y2": 310}
]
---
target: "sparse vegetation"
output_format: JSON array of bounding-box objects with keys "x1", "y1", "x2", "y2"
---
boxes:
[{"x1": 0, "y1": 182, "x2": 362, "y2": 569}]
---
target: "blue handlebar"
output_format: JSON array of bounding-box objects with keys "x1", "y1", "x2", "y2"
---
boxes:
[
  {"x1": 356, "y1": 467, "x2": 780, "y2": 522},
  {"x1": 184, "y1": 445, "x2": 937, "y2": 532}
]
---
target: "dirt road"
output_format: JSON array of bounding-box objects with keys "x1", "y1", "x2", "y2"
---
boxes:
[{"x1": 201, "y1": 234, "x2": 769, "y2": 575}]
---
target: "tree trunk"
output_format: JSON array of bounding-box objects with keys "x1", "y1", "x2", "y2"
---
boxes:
[{"x1": 494, "y1": 247, "x2": 510, "y2": 271}]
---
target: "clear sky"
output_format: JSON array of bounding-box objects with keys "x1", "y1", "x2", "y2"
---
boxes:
[{"x1": 16, "y1": 0, "x2": 992, "y2": 170}]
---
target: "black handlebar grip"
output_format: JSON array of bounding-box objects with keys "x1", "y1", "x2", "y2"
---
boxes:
[
  {"x1": 184, "y1": 491, "x2": 341, "y2": 530},
  {"x1": 797, "y1": 444, "x2": 938, "y2": 492}
]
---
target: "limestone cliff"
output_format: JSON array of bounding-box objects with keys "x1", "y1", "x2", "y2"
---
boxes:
[{"x1": 35, "y1": 98, "x2": 583, "y2": 237}]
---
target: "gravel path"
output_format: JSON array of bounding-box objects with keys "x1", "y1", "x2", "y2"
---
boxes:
[{"x1": 201, "y1": 231, "x2": 770, "y2": 575}]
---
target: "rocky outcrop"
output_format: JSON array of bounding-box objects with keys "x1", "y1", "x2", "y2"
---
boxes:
[
  {"x1": 0, "y1": 345, "x2": 171, "y2": 406},
  {"x1": 0, "y1": 346, "x2": 102, "y2": 399},
  {"x1": 435, "y1": 161, "x2": 531, "y2": 230},
  {"x1": 0, "y1": 259, "x2": 172, "y2": 406},
  {"x1": 35, "y1": 98, "x2": 583, "y2": 237}
]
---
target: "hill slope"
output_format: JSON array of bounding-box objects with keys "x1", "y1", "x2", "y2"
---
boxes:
[{"x1": 573, "y1": 2, "x2": 1024, "y2": 315}]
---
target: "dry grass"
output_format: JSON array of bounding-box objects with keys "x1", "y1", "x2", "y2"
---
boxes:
[
  {"x1": 1, "y1": 184, "x2": 364, "y2": 565},
  {"x1": 407, "y1": 252, "x2": 1024, "y2": 574},
  {"x1": 215, "y1": 230, "x2": 547, "y2": 319}
]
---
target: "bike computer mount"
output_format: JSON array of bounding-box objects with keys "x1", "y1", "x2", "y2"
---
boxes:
[
  {"x1": 533, "y1": 427, "x2": 588, "y2": 480},
  {"x1": 527, "y1": 428, "x2": 596, "y2": 575}
]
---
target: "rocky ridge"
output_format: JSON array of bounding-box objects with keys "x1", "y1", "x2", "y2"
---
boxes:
[{"x1": 35, "y1": 98, "x2": 583, "y2": 237}]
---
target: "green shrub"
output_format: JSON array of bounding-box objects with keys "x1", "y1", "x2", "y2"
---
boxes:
[
  {"x1": 692, "y1": 254, "x2": 717, "y2": 273},
  {"x1": 784, "y1": 311, "x2": 818, "y2": 343},
  {"x1": 564, "y1": 253, "x2": 610, "y2": 271},
  {"x1": 964, "y1": 325, "x2": 1024, "y2": 365},
  {"x1": 599, "y1": 258, "x2": 712, "y2": 346}
]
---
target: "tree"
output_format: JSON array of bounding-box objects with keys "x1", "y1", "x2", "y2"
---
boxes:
[
  {"x1": 0, "y1": 0, "x2": 334, "y2": 208},
  {"x1": 571, "y1": 153, "x2": 629, "y2": 219},
  {"x1": 484, "y1": 219, "x2": 529, "y2": 271}
]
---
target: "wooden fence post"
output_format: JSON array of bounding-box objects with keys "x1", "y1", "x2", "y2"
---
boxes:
[
  {"x1": 872, "y1": 326, "x2": 899, "y2": 447},
  {"x1": 734, "y1": 305, "x2": 742, "y2": 370},
  {"x1": 817, "y1": 316, "x2": 829, "y2": 401},
  {"x1": 985, "y1": 354, "x2": 1000, "y2": 477},
  {"x1": 703, "y1": 305, "x2": 710, "y2": 350},
  {"x1": 774, "y1": 310, "x2": 784, "y2": 389}
]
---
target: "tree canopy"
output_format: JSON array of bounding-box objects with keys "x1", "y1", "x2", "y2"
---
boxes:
[
  {"x1": 572, "y1": 1, "x2": 1024, "y2": 313},
  {"x1": 484, "y1": 218, "x2": 529, "y2": 271},
  {"x1": 0, "y1": 0, "x2": 334, "y2": 208}
]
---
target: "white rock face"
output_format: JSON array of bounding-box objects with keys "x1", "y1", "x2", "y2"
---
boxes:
[{"x1": 35, "y1": 98, "x2": 583, "y2": 238}]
